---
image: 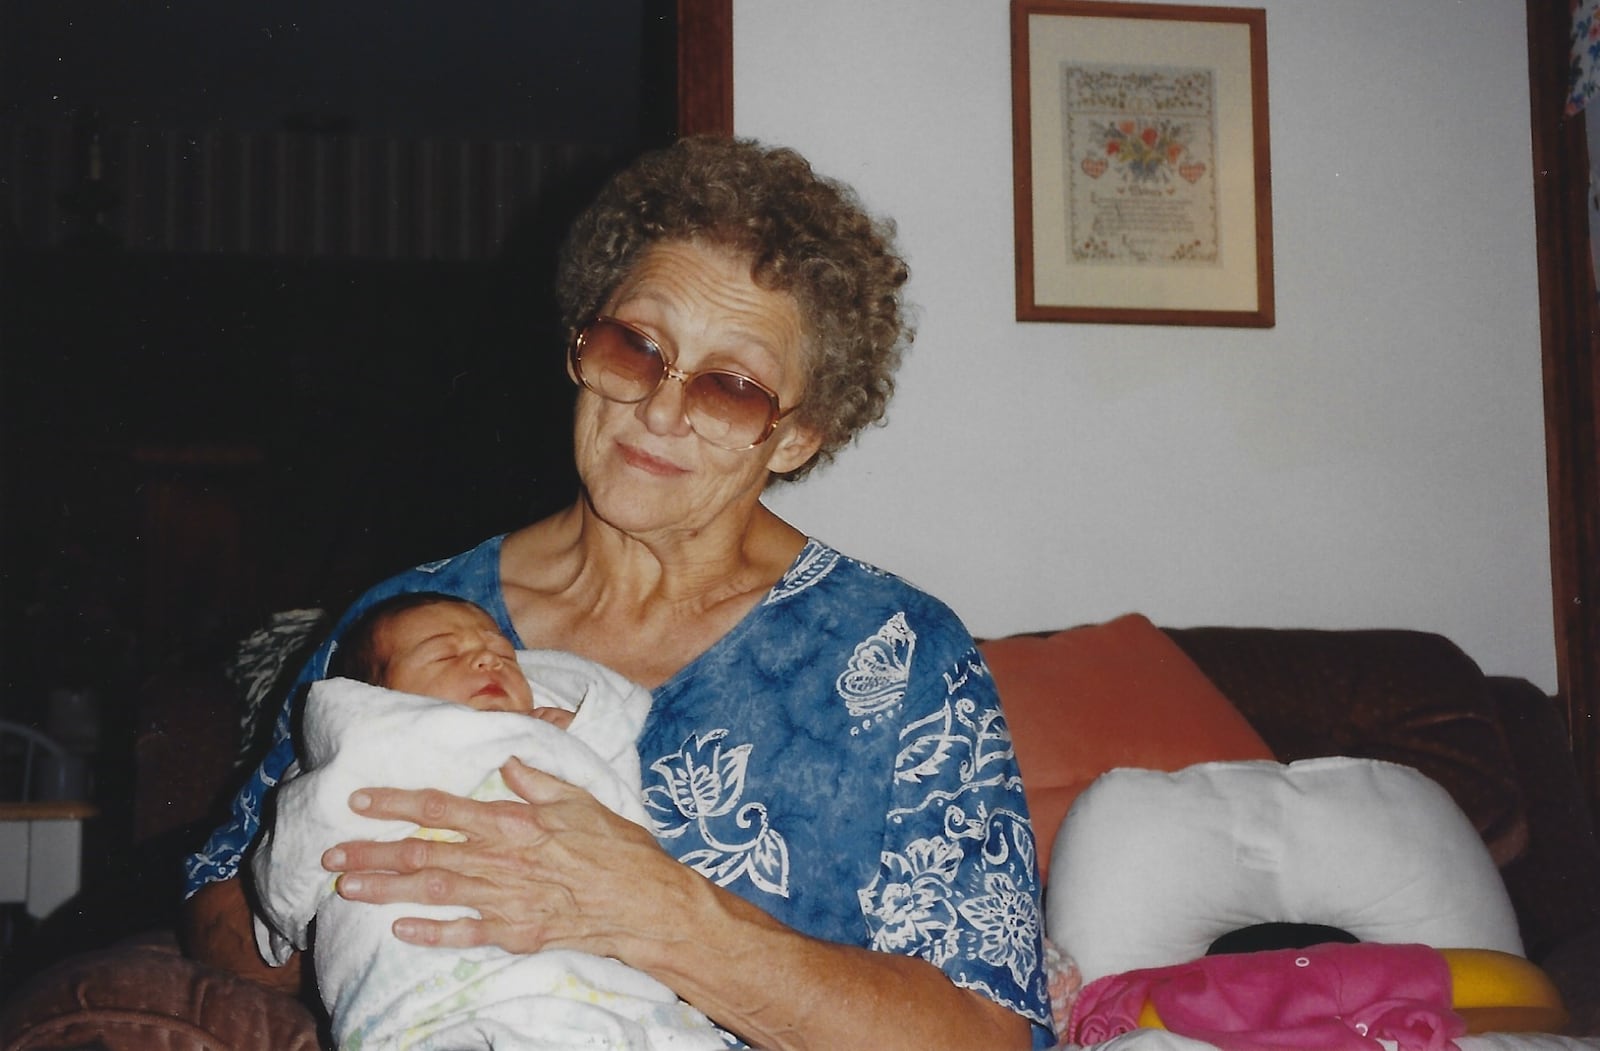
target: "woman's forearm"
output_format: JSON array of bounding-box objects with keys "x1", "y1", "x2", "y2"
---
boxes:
[
  {"x1": 180, "y1": 876, "x2": 305, "y2": 996},
  {"x1": 630, "y1": 870, "x2": 1033, "y2": 1051}
]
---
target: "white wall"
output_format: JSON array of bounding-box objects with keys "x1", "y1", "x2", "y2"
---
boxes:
[{"x1": 738, "y1": 0, "x2": 1557, "y2": 691}]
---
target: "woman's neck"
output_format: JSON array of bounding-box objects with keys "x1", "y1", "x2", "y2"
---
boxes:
[{"x1": 498, "y1": 497, "x2": 807, "y2": 686}]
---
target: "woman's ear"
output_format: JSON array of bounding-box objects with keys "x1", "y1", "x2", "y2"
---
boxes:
[{"x1": 762, "y1": 421, "x2": 824, "y2": 477}]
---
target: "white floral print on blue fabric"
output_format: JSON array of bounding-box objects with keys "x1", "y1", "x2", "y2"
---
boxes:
[
  {"x1": 644, "y1": 729, "x2": 791, "y2": 898},
  {"x1": 639, "y1": 541, "x2": 1051, "y2": 1043},
  {"x1": 863, "y1": 649, "x2": 1043, "y2": 1006},
  {"x1": 839, "y1": 611, "x2": 915, "y2": 729},
  {"x1": 764, "y1": 540, "x2": 840, "y2": 603}
]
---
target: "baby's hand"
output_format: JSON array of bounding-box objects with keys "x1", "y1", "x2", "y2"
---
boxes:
[{"x1": 530, "y1": 706, "x2": 575, "y2": 730}]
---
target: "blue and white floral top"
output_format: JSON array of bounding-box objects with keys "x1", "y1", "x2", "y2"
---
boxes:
[{"x1": 185, "y1": 536, "x2": 1054, "y2": 1047}]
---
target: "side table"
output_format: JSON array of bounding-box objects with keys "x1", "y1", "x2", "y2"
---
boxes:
[{"x1": 0, "y1": 800, "x2": 98, "y2": 920}]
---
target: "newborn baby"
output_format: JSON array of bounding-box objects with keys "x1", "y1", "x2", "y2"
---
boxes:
[{"x1": 249, "y1": 592, "x2": 728, "y2": 1051}]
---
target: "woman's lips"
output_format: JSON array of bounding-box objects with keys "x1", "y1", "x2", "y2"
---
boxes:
[{"x1": 618, "y1": 442, "x2": 686, "y2": 476}]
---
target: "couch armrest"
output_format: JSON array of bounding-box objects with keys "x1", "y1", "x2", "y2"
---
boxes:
[{"x1": 0, "y1": 931, "x2": 322, "y2": 1051}]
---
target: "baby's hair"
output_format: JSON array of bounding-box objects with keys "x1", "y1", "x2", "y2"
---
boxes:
[{"x1": 328, "y1": 592, "x2": 491, "y2": 686}]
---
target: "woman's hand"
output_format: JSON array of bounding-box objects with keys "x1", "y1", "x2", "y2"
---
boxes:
[
  {"x1": 323, "y1": 761, "x2": 1033, "y2": 1051},
  {"x1": 322, "y1": 758, "x2": 692, "y2": 961}
]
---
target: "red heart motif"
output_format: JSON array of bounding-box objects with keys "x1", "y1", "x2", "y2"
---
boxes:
[
  {"x1": 1179, "y1": 161, "x2": 1207, "y2": 183},
  {"x1": 1081, "y1": 157, "x2": 1108, "y2": 179}
]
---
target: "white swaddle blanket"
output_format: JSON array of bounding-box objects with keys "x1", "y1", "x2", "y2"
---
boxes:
[{"x1": 250, "y1": 649, "x2": 729, "y2": 1051}]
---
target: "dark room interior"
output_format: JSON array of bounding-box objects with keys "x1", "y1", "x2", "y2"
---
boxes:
[{"x1": 0, "y1": 0, "x2": 683, "y2": 983}]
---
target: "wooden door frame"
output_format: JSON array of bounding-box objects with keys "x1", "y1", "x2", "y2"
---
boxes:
[
  {"x1": 678, "y1": 0, "x2": 734, "y2": 136},
  {"x1": 1527, "y1": 0, "x2": 1600, "y2": 822}
]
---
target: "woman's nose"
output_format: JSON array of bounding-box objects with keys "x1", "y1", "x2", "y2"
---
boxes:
[{"x1": 639, "y1": 366, "x2": 694, "y2": 437}]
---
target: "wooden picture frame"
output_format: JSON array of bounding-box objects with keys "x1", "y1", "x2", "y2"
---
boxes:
[{"x1": 1011, "y1": 0, "x2": 1274, "y2": 326}]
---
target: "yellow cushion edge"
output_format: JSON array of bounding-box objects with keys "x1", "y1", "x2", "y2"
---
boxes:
[
  {"x1": 1443, "y1": 948, "x2": 1568, "y2": 1034},
  {"x1": 1134, "y1": 948, "x2": 1568, "y2": 1035}
]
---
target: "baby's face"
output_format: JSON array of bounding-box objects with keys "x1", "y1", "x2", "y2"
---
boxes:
[{"x1": 375, "y1": 603, "x2": 535, "y2": 713}]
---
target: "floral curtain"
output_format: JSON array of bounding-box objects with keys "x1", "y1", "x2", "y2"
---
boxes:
[
  {"x1": 1573, "y1": 0, "x2": 1600, "y2": 290},
  {"x1": 1571, "y1": 0, "x2": 1599, "y2": 115}
]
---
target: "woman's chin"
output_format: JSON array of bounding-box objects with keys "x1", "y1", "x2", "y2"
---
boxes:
[
  {"x1": 579, "y1": 454, "x2": 762, "y2": 541},
  {"x1": 583, "y1": 484, "x2": 687, "y2": 537}
]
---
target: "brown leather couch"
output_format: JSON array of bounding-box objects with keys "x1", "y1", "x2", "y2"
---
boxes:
[{"x1": 3, "y1": 623, "x2": 1597, "y2": 1049}]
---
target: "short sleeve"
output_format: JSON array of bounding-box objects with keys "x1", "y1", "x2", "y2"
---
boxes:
[{"x1": 857, "y1": 640, "x2": 1055, "y2": 1045}]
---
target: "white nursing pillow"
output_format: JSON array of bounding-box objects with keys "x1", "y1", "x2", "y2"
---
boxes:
[{"x1": 1046, "y1": 756, "x2": 1524, "y2": 985}]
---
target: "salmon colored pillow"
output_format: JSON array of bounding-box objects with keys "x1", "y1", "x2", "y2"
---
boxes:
[{"x1": 979, "y1": 614, "x2": 1274, "y2": 881}]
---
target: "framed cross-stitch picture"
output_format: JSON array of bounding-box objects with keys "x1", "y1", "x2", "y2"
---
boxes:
[{"x1": 1011, "y1": 1, "x2": 1274, "y2": 326}]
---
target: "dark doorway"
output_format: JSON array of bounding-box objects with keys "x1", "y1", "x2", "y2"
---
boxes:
[
  {"x1": 0, "y1": 0, "x2": 685, "y2": 708},
  {"x1": 0, "y1": 3, "x2": 708, "y2": 971}
]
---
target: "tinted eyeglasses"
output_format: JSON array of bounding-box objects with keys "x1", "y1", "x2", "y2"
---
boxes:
[{"x1": 568, "y1": 316, "x2": 798, "y2": 451}]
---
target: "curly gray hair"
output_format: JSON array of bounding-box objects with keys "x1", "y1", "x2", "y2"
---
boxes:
[{"x1": 555, "y1": 136, "x2": 913, "y2": 481}]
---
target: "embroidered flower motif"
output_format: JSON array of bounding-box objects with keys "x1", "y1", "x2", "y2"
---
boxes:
[
  {"x1": 1090, "y1": 117, "x2": 1193, "y2": 184},
  {"x1": 837, "y1": 612, "x2": 915, "y2": 718},
  {"x1": 860, "y1": 837, "x2": 965, "y2": 965},
  {"x1": 644, "y1": 729, "x2": 750, "y2": 829},
  {"x1": 644, "y1": 730, "x2": 790, "y2": 898},
  {"x1": 958, "y1": 871, "x2": 1041, "y2": 989}
]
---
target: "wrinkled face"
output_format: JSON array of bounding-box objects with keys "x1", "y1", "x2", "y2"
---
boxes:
[
  {"x1": 374, "y1": 602, "x2": 534, "y2": 713},
  {"x1": 572, "y1": 239, "x2": 822, "y2": 541}
]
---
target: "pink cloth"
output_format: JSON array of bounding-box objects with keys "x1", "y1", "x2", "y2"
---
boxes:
[{"x1": 1066, "y1": 942, "x2": 1467, "y2": 1051}]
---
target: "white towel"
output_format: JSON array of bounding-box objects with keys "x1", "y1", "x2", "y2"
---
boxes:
[{"x1": 250, "y1": 650, "x2": 728, "y2": 1051}]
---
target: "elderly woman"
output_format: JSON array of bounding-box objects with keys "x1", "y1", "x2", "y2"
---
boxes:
[{"x1": 183, "y1": 136, "x2": 1053, "y2": 1050}]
